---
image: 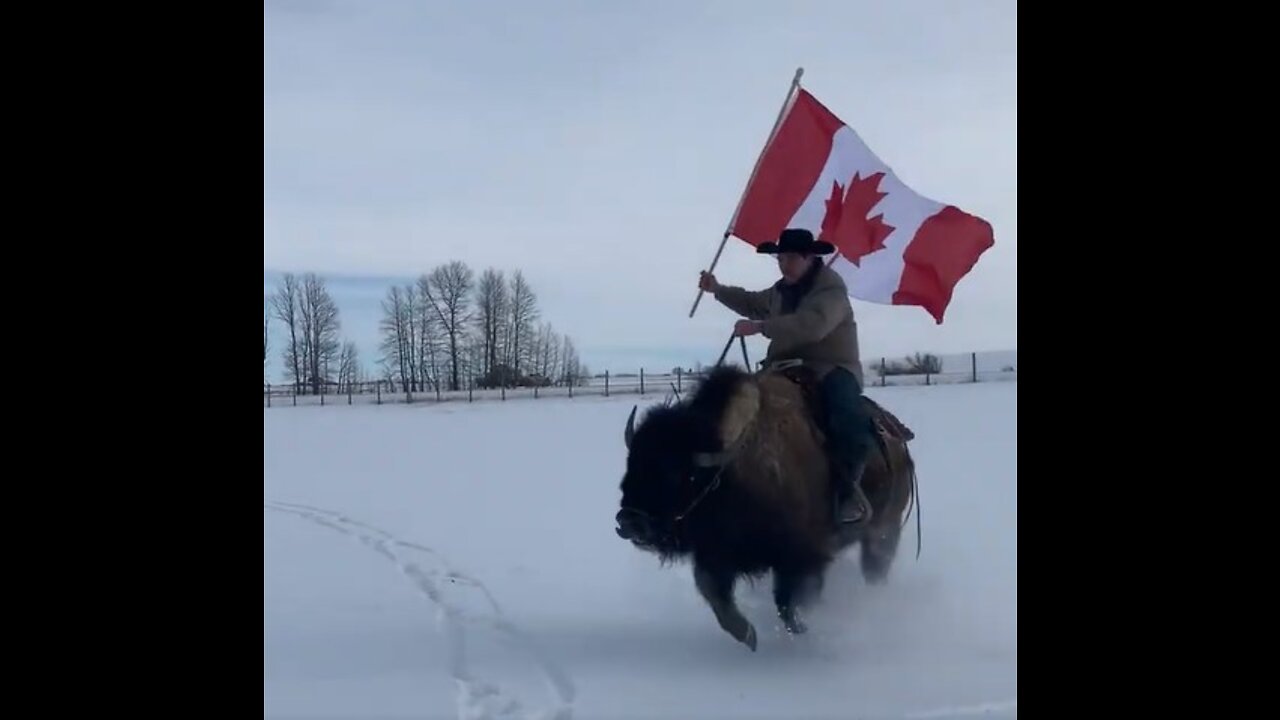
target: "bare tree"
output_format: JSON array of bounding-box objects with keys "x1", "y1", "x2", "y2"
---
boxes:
[
  {"x1": 549, "y1": 329, "x2": 563, "y2": 381},
  {"x1": 337, "y1": 341, "x2": 360, "y2": 393},
  {"x1": 906, "y1": 352, "x2": 942, "y2": 374},
  {"x1": 507, "y1": 270, "x2": 539, "y2": 382},
  {"x1": 299, "y1": 273, "x2": 342, "y2": 395},
  {"x1": 378, "y1": 285, "x2": 413, "y2": 393},
  {"x1": 421, "y1": 261, "x2": 475, "y2": 391},
  {"x1": 473, "y1": 268, "x2": 509, "y2": 380},
  {"x1": 414, "y1": 275, "x2": 445, "y2": 391},
  {"x1": 466, "y1": 337, "x2": 483, "y2": 391},
  {"x1": 263, "y1": 296, "x2": 270, "y2": 373},
  {"x1": 271, "y1": 273, "x2": 303, "y2": 392},
  {"x1": 560, "y1": 335, "x2": 583, "y2": 386},
  {"x1": 402, "y1": 283, "x2": 421, "y2": 391},
  {"x1": 379, "y1": 363, "x2": 397, "y2": 392},
  {"x1": 499, "y1": 302, "x2": 514, "y2": 380},
  {"x1": 879, "y1": 352, "x2": 943, "y2": 377},
  {"x1": 528, "y1": 324, "x2": 542, "y2": 379},
  {"x1": 533, "y1": 323, "x2": 560, "y2": 380}
]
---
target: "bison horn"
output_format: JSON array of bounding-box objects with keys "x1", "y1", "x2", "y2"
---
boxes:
[{"x1": 624, "y1": 405, "x2": 637, "y2": 449}]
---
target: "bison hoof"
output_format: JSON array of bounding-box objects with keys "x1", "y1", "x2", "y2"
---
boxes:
[
  {"x1": 783, "y1": 616, "x2": 808, "y2": 635},
  {"x1": 861, "y1": 549, "x2": 893, "y2": 584},
  {"x1": 720, "y1": 613, "x2": 758, "y2": 651},
  {"x1": 711, "y1": 604, "x2": 758, "y2": 651},
  {"x1": 777, "y1": 606, "x2": 808, "y2": 635}
]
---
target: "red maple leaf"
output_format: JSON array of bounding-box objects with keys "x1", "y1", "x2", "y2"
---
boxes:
[
  {"x1": 818, "y1": 171, "x2": 895, "y2": 266},
  {"x1": 821, "y1": 180, "x2": 844, "y2": 242}
]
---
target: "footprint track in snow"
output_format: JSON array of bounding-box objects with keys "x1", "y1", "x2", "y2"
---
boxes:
[{"x1": 264, "y1": 500, "x2": 576, "y2": 720}]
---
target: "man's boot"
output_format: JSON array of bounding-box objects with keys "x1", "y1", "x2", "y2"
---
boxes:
[{"x1": 833, "y1": 456, "x2": 872, "y2": 526}]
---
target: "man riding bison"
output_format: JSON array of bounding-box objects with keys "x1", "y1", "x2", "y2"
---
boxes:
[{"x1": 615, "y1": 228, "x2": 919, "y2": 650}]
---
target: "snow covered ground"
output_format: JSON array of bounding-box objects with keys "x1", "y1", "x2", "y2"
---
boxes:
[{"x1": 264, "y1": 380, "x2": 1017, "y2": 719}]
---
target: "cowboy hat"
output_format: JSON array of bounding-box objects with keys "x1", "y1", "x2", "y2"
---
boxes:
[{"x1": 755, "y1": 228, "x2": 835, "y2": 255}]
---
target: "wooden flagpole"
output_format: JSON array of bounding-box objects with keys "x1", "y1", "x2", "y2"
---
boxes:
[{"x1": 689, "y1": 67, "x2": 805, "y2": 318}]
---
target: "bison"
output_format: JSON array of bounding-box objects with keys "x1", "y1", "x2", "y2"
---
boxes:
[{"x1": 614, "y1": 364, "x2": 919, "y2": 650}]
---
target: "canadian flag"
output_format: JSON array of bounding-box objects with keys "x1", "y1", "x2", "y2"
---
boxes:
[{"x1": 730, "y1": 87, "x2": 995, "y2": 324}]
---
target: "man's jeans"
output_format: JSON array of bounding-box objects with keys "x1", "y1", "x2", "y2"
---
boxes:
[{"x1": 818, "y1": 366, "x2": 872, "y2": 519}]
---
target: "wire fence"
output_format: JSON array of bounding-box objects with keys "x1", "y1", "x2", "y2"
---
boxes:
[{"x1": 264, "y1": 350, "x2": 1016, "y2": 408}]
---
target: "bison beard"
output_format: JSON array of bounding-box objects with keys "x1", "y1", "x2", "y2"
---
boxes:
[{"x1": 616, "y1": 365, "x2": 916, "y2": 650}]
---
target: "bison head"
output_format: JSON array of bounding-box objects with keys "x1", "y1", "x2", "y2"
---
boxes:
[
  {"x1": 615, "y1": 367, "x2": 762, "y2": 558},
  {"x1": 616, "y1": 403, "x2": 715, "y2": 557}
]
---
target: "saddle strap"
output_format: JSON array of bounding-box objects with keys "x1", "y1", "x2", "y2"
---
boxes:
[{"x1": 861, "y1": 396, "x2": 915, "y2": 442}]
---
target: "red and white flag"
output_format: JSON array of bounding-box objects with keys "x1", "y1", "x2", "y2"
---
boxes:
[{"x1": 730, "y1": 87, "x2": 995, "y2": 324}]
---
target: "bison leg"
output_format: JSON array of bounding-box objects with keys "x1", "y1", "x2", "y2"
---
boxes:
[
  {"x1": 773, "y1": 566, "x2": 824, "y2": 635},
  {"x1": 860, "y1": 523, "x2": 902, "y2": 584},
  {"x1": 693, "y1": 564, "x2": 757, "y2": 651}
]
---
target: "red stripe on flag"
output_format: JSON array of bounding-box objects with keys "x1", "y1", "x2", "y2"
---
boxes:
[
  {"x1": 891, "y1": 205, "x2": 995, "y2": 324},
  {"x1": 731, "y1": 90, "x2": 844, "y2": 246}
]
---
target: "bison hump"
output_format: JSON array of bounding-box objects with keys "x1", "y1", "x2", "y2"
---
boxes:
[{"x1": 718, "y1": 378, "x2": 761, "y2": 449}]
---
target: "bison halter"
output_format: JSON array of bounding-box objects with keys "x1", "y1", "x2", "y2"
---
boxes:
[
  {"x1": 619, "y1": 405, "x2": 754, "y2": 530},
  {"x1": 673, "y1": 417, "x2": 753, "y2": 523}
]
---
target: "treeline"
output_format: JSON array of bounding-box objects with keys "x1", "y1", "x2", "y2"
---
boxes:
[
  {"x1": 265, "y1": 262, "x2": 588, "y2": 395},
  {"x1": 266, "y1": 272, "x2": 361, "y2": 394},
  {"x1": 379, "y1": 261, "x2": 588, "y2": 391}
]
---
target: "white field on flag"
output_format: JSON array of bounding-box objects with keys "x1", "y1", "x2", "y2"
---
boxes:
[
  {"x1": 789, "y1": 125, "x2": 947, "y2": 304},
  {"x1": 727, "y1": 88, "x2": 995, "y2": 324},
  {"x1": 264, "y1": 381, "x2": 1017, "y2": 719}
]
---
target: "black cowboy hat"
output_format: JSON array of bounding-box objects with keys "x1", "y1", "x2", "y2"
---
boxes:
[{"x1": 755, "y1": 228, "x2": 835, "y2": 255}]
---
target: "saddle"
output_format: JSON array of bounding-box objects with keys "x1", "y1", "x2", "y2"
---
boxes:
[
  {"x1": 862, "y1": 395, "x2": 915, "y2": 443},
  {"x1": 767, "y1": 362, "x2": 915, "y2": 445}
]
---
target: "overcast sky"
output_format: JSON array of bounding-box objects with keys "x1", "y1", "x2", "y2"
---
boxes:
[{"x1": 264, "y1": 0, "x2": 1017, "y2": 377}]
